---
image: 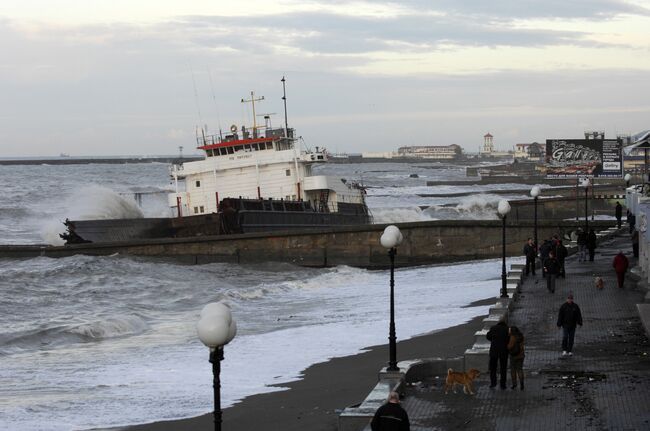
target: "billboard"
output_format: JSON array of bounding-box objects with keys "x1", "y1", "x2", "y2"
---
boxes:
[{"x1": 545, "y1": 139, "x2": 623, "y2": 178}]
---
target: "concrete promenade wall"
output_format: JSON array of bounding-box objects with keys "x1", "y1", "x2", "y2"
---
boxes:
[{"x1": 1, "y1": 219, "x2": 615, "y2": 267}]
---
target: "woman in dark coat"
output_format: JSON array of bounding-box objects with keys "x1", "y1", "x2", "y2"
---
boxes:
[
  {"x1": 507, "y1": 326, "x2": 525, "y2": 390},
  {"x1": 587, "y1": 229, "x2": 597, "y2": 262}
]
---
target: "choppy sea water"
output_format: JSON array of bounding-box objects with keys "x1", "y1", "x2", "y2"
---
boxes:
[{"x1": 0, "y1": 161, "x2": 528, "y2": 430}]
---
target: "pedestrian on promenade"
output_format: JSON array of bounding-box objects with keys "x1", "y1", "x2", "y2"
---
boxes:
[
  {"x1": 544, "y1": 250, "x2": 560, "y2": 293},
  {"x1": 629, "y1": 211, "x2": 636, "y2": 234},
  {"x1": 557, "y1": 293, "x2": 583, "y2": 356},
  {"x1": 632, "y1": 229, "x2": 639, "y2": 258},
  {"x1": 615, "y1": 202, "x2": 623, "y2": 228},
  {"x1": 556, "y1": 239, "x2": 568, "y2": 278},
  {"x1": 486, "y1": 318, "x2": 509, "y2": 389},
  {"x1": 523, "y1": 238, "x2": 537, "y2": 277},
  {"x1": 507, "y1": 326, "x2": 525, "y2": 390},
  {"x1": 539, "y1": 239, "x2": 552, "y2": 277},
  {"x1": 577, "y1": 228, "x2": 587, "y2": 262},
  {"x1": 587, "y1": 229, "x2": 598, "y2": 262},
  {"x1": 370, "y1": 391, "x2": 410, "y2": 431},
  {"x1": 613, "y1": 250, "x2": 630, "y2": 289}
]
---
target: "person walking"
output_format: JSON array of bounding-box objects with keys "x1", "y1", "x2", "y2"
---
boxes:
[
  {"x1": 523, "y1": 238, "x2": 537, "y2": 277},
  {"x1": 557, "y1": 293, "x2": 583, "y2": 356},
  {"x1": 486, "y1": 318, "x2": 509, "y2": 390},
  {"x1": 539, "y1": 239, "x2": 552, "y2": 277},
  {"x1": 632, "y1": 229, "x2": 640, "y2": 258},
  {"x1": 576, "y1": 228, "x2": 587, "y2": 262},
  {"x1": 544, "y1": 250, "x2": 560, "y2": 293},
  {"x1": 507, "y1": 326, "x2": 525, "y2": 390},
  {"x1": 615, "y1": 201, "x2": 623, "y2": 228},
  {"x1": 613, "y1": 250, "x2": 630, "y2": 289},
  {"x1": 587, "y1": 229, "x2": 598, "y2": 262},
  {"x1": 556, "y1": 239, "x2": 568, "y2": 278},
  {"x1": 370, "y1": 391, "x2": 410, "y2": 431}
]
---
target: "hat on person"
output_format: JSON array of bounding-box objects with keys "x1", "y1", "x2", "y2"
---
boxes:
[{"x1": 567, "y1": 293, "x2": 574, "y2": 299}]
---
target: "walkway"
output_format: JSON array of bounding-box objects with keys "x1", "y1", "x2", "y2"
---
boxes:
[{"x1": 402, "y1": 231, "x2": 650, "y2": 430}]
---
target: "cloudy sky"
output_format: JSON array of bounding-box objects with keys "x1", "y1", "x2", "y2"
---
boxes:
[{"x1": 1, "y1": 0, "x2": 649, "y2": 156}]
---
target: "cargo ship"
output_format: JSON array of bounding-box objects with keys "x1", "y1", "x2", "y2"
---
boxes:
[{"x1": 61, "y1": 81, "x2": 371, "y2": 244}]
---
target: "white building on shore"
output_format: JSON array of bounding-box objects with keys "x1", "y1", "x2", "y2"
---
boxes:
[{"x1": 396, "y1": 144, "x2": 462, "y2": 159}]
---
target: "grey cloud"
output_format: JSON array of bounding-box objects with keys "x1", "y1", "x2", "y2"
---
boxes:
[{"x1": 174, "y1": 12, "x2": 587, "y2": 57}]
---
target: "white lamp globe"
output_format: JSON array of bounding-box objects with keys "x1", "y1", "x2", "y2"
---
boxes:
[
  {"x1": 581, "y1": 178, "x2": 590, "y2": 188},
  {"x1": 200, "y1": 302, "x2": 232, "y2": 325},
  {"x1": 384, "y1": 225, "x2": 403, "y2": 245},
  {"x1": 197, "y1": 315, "x2": 230, "y2": 348},
  {"x1": 530, "y1": 186, "x2": 541, "y2": 198},
  {"x1": 624, "y1": 173, "x2": 632, "y2": 182},
  {"x1": 380, "y1": 231, "x2": 398, "y2": 249},
  {"x1": 497, "y1": 199, "x2": 511, "y2": 216},
  {"x1": 226, "y1": 320, "x2": 238, "y2": 344}
]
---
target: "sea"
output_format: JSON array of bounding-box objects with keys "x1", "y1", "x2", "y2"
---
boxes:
[{"x1": 0, "y1": 161, "x2": 535, "y2": 431}]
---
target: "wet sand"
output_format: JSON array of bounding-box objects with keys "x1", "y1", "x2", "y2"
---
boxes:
[{"x1": 123, "y1": 300, "x2": 490, "y2": 431}]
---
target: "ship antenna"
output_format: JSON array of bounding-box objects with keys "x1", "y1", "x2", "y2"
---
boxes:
[
  {"x1": 241, "y1": 91, "x2": 264, "y2": 138},
  {"x1": 281, "y1": 76, "x2": 289, "y2": 138}
]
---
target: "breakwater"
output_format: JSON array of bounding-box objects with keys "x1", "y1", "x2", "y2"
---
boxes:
[{"x1": 0, "y1": 219, "x2": 615, "y2": 267}]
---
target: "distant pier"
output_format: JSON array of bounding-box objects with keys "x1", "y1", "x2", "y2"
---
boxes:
[{"x1": 0, "y1": 156, "x2": 203, "y2": 166}]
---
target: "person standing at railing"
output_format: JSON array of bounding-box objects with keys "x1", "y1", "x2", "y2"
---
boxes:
[{"x1": 615, "y1": 202, "x2": 623, "y2": 229}]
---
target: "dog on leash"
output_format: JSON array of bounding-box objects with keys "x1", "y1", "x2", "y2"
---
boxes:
[
  {"x1": 595, "y1": 276, "x2": 604, "y2": 289},
  {"x1": 444, "y1": 368, "x2": 481, "y2": 395}
]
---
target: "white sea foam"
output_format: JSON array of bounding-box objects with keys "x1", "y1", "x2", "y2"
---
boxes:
[
  {"x1": 66, "y1": 185, "x2": 144, "y2": 220},
  {"x1": 0, "y1": 258, "x2": 524, "y2": 431}
]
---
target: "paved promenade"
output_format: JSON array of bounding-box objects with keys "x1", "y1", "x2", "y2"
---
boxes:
[{"x1": 402, "y1": 231, "x2": 650, "y2": 430}]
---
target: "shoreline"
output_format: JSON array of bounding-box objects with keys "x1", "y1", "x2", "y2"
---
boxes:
[{"x1": 120, "y1": 299, "x2": 491, "y2": 431}]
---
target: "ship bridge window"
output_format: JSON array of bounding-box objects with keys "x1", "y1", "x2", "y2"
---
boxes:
[
  {"x1": 244, "y1": 144, "x2": 252, "y2": 151},
  {"x1": 286, "y1": 169, "x2": 291, "y2": 176},
  {"x1": 234, "y1": 145, "x2": 243, "y2": 152},
  {"x1": 227, "y1": 147, "x2": 234, "y2": 154},
  {"x1": 219, "y1": 148, "x2": 228, "y2": 156},
  {"x1": 195, "y1": 180, "x2": 201, "y2": 187},
  {"x1": 206, "y1": 149, "x2": 214, "y2": 157},
  {"x1": 251, "y1": 143, "x2": 259, "y2": 151}
]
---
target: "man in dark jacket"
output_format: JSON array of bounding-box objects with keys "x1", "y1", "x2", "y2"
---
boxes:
[
  {"x1": 539, "y1": 239, "x2": 552, "y2": 277},
  {"x1": 370, "y1": 391, "x2": 410, "y2": 431},
  {"x1": 587, "y1": 229, "x2": 597, "y2": 262},
  {"x1": 544, "y1": 250, "x2": 561, "y2": 293},
  {"x1": 557, "y1": 293, "x2": 583, "y2": 356},
  {"x1": 615, "y1": 202, "x2": 623, "y2": 228},
  {"x1": 555, "y1": 240, "x2": 568, "y2": 278},
  {"x1": 576, "y1": 229, "x2": 587, "y2": 262},
  {"x1": 486, "y1": 319, "x2": 509, "y2": 389},
  {"x1": 523, "y1": 238, "x2": 537, "y2": 277}
]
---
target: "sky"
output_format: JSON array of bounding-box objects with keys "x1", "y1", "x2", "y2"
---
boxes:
[{"x1": 1, "y1": 0, "x2": 649, "y2": 156}]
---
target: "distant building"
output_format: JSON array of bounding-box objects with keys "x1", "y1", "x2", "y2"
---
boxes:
[
  {"x1": 396, "y1": 144, "x2": 462, "y2": 159},
  {"x1": 361, "y1": 151, "x2": 397, "y2": 159},
  {"x1": 514, "y1": 142, "x2": 545, "y2": 160},
  {"x1": 479, "y1": 132, "x2": 511, "y2": 158}
]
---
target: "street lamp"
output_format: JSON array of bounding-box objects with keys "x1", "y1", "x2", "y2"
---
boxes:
[
  {"x1": 380, "y1": 225, "x2": 403, "y2": 372},
  {"x1": 625, "y1": 173, "x2": 632, "y2": 188},
  {"x1": 497, "y1": 200, "x2": 511, "y2": 298},
  {"x1": 581, "y1": 178, "x2": 590, "y2": 233},
  {"x1": 197, "y1": 301, "x2": 238, "y2": 431},
  {"x1": 530, "y1": 186, "x2": 541, "y2": 253}
]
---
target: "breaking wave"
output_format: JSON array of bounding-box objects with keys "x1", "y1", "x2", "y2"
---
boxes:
[{"x1": 0, "y1": 315, "x2": 149, "y2": 354}]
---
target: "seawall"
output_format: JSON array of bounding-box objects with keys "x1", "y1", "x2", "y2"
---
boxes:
[{"x1": 0, "y1": 219, "x2": 615, "y2": 267}]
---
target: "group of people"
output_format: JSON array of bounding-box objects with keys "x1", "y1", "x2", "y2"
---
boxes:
[{"x1": 486, "y1": 294, "x2": 584, "y2": 389}]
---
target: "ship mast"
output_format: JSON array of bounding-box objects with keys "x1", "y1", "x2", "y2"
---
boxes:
[
  {"x1": 281, "y1": 76, "x2": 289, "y2": 138},
  {"x1": 241, "y1": 91, "x2": 264, "y2": 138}
]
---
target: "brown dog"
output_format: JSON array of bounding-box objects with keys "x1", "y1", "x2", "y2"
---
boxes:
[
  {"x1": 595, "y1": 276, "x2": 604, "y2": 290},
  {"x1": 444, "y1": 368, "x2": 481, "y2": 395}
]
